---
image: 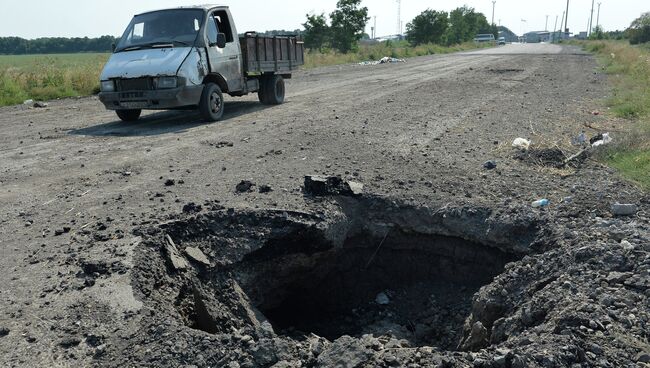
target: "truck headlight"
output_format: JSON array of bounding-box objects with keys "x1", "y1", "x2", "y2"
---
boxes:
[
  {"x1": 100, "y1": 80, "x2": 115, "y2": 92},
  {"x1": 155, "y1": 77, "x2": 178, "y2": 89}
]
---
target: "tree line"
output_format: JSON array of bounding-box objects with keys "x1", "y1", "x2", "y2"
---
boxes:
[{"x1": 0, "y1": 36, "x2": 118, "y2": 55}]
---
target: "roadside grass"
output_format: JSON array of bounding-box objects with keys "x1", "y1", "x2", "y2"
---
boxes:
[
  {"x1": 0, "y1": 53, "x2": 109, "y2": 106},
  {"x1": 304, "y1": 40, "x2": 492, "y2": 69},
  {"x1": 581, "y1": 40, "x2": 650, "y2": 190}
]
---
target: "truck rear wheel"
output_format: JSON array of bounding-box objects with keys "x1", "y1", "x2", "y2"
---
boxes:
[
  {"x1": 199, "y1": 83, "x2": 224, "y2": 122},
  {"x1": 116, "y1": 109, "x2": 142, "y2": 122},
  {"x1": 261, "y1": 75, "x2": 285, "y2": 105}
]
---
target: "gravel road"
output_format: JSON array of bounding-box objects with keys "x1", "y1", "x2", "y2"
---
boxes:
[{"x1": 1, "y1": 44, "x2": 649, "y2": 367}]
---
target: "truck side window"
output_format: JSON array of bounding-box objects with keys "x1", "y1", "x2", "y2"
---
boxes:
[
  {"x1": 132, "y1": 23, "x2": 144, "y2": 40},
  {"x1": 206, "y1": 17, "x2": 219, "y2": 45},
  {"x1": 213, "y1": 11, "x2": 234, "y2": 43}
]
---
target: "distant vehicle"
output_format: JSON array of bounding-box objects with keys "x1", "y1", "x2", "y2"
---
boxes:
[
  {"x1": 473, "y1": 34, "x2": 496, "y2": 43},
  {"x1": 498, "y1": 37, "x2": 506, "y2": 45},
  {"x1": 98, "y1": 5, "x2": 304, "y2": 122}
]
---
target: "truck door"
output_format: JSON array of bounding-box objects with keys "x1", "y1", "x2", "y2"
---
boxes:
[{"x1": 205, "y1": 10, "x2": 243, "y2": 92}]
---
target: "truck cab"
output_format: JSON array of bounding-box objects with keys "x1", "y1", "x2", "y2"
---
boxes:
[{"x1": 98, "y1": 5, "x2": 304, "y2": 122}]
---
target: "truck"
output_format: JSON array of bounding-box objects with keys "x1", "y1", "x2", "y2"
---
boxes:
[{"x1": 98, "y1": 5, "x2": 305, "y2": 122}]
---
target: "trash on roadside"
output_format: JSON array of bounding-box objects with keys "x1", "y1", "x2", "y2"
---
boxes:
[
  {"x1": 532, "y1": 199, "x2": 550, "y2": 208},
  {"x1": 611, "y1": 203, "x2": 637, "y2": 216},
  {"x1": 571, "y1": 131, "x2": 588, "y2": 146},
  {"x1": 591, "y1": 133, "x2": 612, "y2": 147},
  {"x1": 33, "y1": 101, "x2": 49, "y2": 108},
  {"x1": 358, "y1": 56, "x2": 406, "y2": 66},
  {"x1": 23, "y1": 99, "x2": 34, "y2": 105},
  {"x1": 512, "y1": 138, "x2": 531, "y2": 151},
  {"x1": 483, "y1": 160, "x2": 497, "y2": 170}
]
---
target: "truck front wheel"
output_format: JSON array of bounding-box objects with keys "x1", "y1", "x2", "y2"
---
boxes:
[
  {"x1": 199, "y1": 83, "x2": 224, "y2": 122},
  {"x1": 261, "y1": 75, "x2": 285, "y2": 105},
  {"x1": 116, "y1": 109, "x2": 142, "y2": 122}
]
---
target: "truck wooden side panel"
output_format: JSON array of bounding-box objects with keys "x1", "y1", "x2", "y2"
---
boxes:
[{"x1": 240, "y1": 34, "x2": 304, "y2": 75}]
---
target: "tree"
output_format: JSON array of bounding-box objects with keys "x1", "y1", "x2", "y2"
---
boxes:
[
  {"x1": 329, "y1": 0, "x2": 369, "y2": 53},
  {"x1": 628, "y1": 12, "x2": 650, "y2": 44},
  {"x1": 589, "y1": 25, "x2": 605, "y2": 40},
  {"x1": 303, "y1": 13, "x2": 330, "y2": 52},
  {"x1": 405, "y1": 9, "x2": 449, "y2": 46},
  {"x1": 445, "y1": 6, "x2": 491, "y2": 45}
]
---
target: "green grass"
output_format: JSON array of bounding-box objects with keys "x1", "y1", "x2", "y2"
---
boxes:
[
  {"x1": 304, "y1": 40, "x2": 490, "y2": 69},
  {"x1": 0, "y1": 53, "x2": 109, "y2": 106},
  {"x1": 581, "y1": 40, "x2": 650, "y2": 190}
]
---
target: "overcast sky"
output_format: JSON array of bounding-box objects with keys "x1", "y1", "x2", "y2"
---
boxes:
[{"x1": 0, "y1": 0, "x2": 647, "y2": 39}]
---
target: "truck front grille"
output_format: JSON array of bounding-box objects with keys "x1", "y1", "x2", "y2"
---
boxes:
[{"x1": 117, "y1": 78, "x2": 152, "y2": 91}]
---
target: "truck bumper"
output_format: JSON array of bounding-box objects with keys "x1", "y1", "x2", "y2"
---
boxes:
[{"x1": 98, "y1": 85, "x2": 203, "y2": 110}]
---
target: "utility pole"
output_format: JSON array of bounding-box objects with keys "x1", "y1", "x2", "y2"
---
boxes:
[
  {"x1": 396, "y1": 0, "x2": 401, "y2": 36},
  {"x1": 553, "y1": 15, "x2": 559, "y2": 42},
  {"x1": 373, "y1": 16, "x2": 377, "y2": 39},
  {"x1": 492, "y1": 1, "x2": 496, "y2": 25},
  {"x1": 588, "y1": 0, "x2": 595, "y2": 36},
  {"x1": 564, "y1": 0, "x2": 570, "y2": 33},
  {"x1": 559, "y1": 10, "x2": 566, "y2": 39},
  {"x1": 596, "y1": 2, "x2": 602, "y2": 29},
  {"x1": 545, "y1": 15, "x2": 549, "y2": 31}
]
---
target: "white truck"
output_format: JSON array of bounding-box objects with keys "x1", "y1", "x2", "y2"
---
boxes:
[{"x1": 98, "y1": 5, "x2": 304, "y2": 122}]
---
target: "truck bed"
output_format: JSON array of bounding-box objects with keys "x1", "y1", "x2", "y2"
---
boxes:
[{"x1": 239, "y1": 33, "x2": 305, "y2": 75}]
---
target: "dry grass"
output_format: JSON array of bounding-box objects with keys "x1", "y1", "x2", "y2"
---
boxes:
[{"x1": 581, "y1": 40, "x2": 650, "y2": 190}]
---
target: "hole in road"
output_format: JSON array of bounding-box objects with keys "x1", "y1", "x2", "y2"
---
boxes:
[{"x1": 237, "y1": 229, "x2": 519, "y2": 349}]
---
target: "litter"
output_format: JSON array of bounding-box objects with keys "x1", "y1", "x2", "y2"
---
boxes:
[
  {"x1": 591, "y1": 133, "x2": 612, "y2": 147},
  {"x1": 512, "y1": 138, "x2": 531, "y2": 151},
  {"x1": 359, "y1": 56, "x2": 406, "y2": 66},
  {"x1": 532, "y1": 199, "x2": 550, "y2": 208},
  {"x1": 571, "y1": 132, "x2": 588, "y2": 146}
]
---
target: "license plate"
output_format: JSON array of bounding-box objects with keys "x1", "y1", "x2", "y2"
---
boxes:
[{"x1": 120, "y1": 101, "x2": 148, "y2": 109}]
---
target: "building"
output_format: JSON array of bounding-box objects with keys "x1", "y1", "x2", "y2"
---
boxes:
[{"x1": 523, "y1": 31, "x2": 551, "y2": 43}]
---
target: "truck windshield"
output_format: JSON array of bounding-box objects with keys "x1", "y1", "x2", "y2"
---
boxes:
[{"x1": 115, "y1": 9, "x2": 204, "y2": 52}]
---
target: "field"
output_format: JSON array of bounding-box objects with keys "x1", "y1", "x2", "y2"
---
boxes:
[
  {"x1": 0, "y1": 53, "x2": 109, "y2": 106},
  {"x1": 581, "y1": 40, "x2": 650, "y2": 189},
  {"x1": 0, "y1": 41, "x2": 488, "y2": 107}
]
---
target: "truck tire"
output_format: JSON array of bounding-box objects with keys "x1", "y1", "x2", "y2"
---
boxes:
[
  {"x1": 116, "y1": 109, "x2": 142, "y2": 122},
  {"x1": 257, "y1": 77, "x2": 269, "y2": 104},
  {"x1": 199, "y1": 83, "x2": 224, "y2": 122},
  {"x1": 262, "y1": 75, "x2": 285, "y2": 105}
]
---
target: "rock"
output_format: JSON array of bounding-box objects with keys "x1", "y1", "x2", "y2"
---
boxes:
[
  {"x1": 182, "y1": 202, "x2": 202, "y2": 214},
  {"x1": 304, "y1": 175, "x2": 363, "y2": 197},
  {"x1": 610, "y1": 203, "x2": 637, "y2": 217},
  {"x1": 259, "y1": 185, "x2": 273, "y2": 194},
  {"x1": 163, "y1": 235, "x2": 188, "y2": 271},
  {"x1": 0, "y1": 327, "x2": 9, "y2": 337},
  {"x1": 33, "y1": 101, "x2": 48, "y2": 108},
  {"x1": 606, "y1": 271, "x2": 632, "y2": 284},
  {"x1": 637, "y1": 352, "x2": 650, "y2": 363},
  {"x1": 185, "y1": 247, "x2": 210, "y2": 266},
  {"x1": 460, "y1": 321, "x2": 489, "y2": 351},
  {"x1": 164, "y1": 179, "x2": 176, "y2": 187},
  {"x1": 236, "y1": 180, "x2": 255, "y2": 193},
  {"x1": 59, "y1": 336, "x2": 82, "y2": 348},
  {"x1": 317, "y1": 336, "x2": 372, "y2": 368},
  {"x1": 375, "y1": 292, "x2": 390, "y2": 305},
  {"x1": 483, "y1": 160, "x2": 497, "y2": 170}
]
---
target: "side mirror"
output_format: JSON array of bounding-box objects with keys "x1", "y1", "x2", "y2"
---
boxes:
[
  {"x1": 215, "y1": 33, "x2": 226, "y2": 48},
  {"x1": 111, "y1": 43, "x2": 116, "y2": 53}
]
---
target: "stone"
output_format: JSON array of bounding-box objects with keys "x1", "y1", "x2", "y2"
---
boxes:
[
  {"x1": 164, "y1": 179, "x2": 175, "y2": 187},
  {"x1": 610, "y1": 203, "x2": 637, "y2": 217},
  {"x1": 236, "y1": 180, "x2": 255, "y2": 193},
  {"x1": 317, "y1": 336, "x2": 372, "y2": 368},
  {"x1": 0, "y1": 327, "x2": 9, "y2": 337},
  {"x1": 259, "y1": 185, "x2": 273, "y2": 194},
  {"x1": 164, "y1": 235, "x2": 188, "y2": 271},
  {"x1": 375, "y1": 292, "x2": 390, "y2": 305},
  {"x1": 636, "y1": 352, "x2": 650, "y2": 363},
  {"x1": 483, "y1": 160, "x2": 497, "y2": 170},
  {"x1": 185, "y1": 247, "x2": 210, "y2": 266},
  {"x1": 304, "y1": 175, "x2": 363, "y2": 197}
]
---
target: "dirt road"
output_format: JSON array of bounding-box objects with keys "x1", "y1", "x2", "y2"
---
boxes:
[{"x1": 1, "y1": 44, "x2": 649, "y2": 367}]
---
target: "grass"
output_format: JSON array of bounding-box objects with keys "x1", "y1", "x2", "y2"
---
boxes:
[
  {"x1": 0, "y1": 53, "x2": 109, "y2": 106},
  {"x1": 304, "y1": 40, "x2": 490, "y2": 69},
  {"x1": 581, "y1": 40, "x2": 650, "y2": 190}
]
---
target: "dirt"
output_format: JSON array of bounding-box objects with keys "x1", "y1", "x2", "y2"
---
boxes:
[{"x1": 0, "y1": 44, "x2": 649, "y2": 367}]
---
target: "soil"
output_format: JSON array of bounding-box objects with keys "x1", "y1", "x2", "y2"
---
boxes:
[{"x1": 0, "y1": 44, "x2": 649, "y2": 367}]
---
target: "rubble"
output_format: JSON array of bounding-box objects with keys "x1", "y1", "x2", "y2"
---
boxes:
[{"x1": 303, "y1": 175, "x2": 363, "y2": 196}]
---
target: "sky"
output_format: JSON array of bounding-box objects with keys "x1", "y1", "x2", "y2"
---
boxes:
[{"x1": 0, "y1": 0, "x2": 647, "y2": 39}]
